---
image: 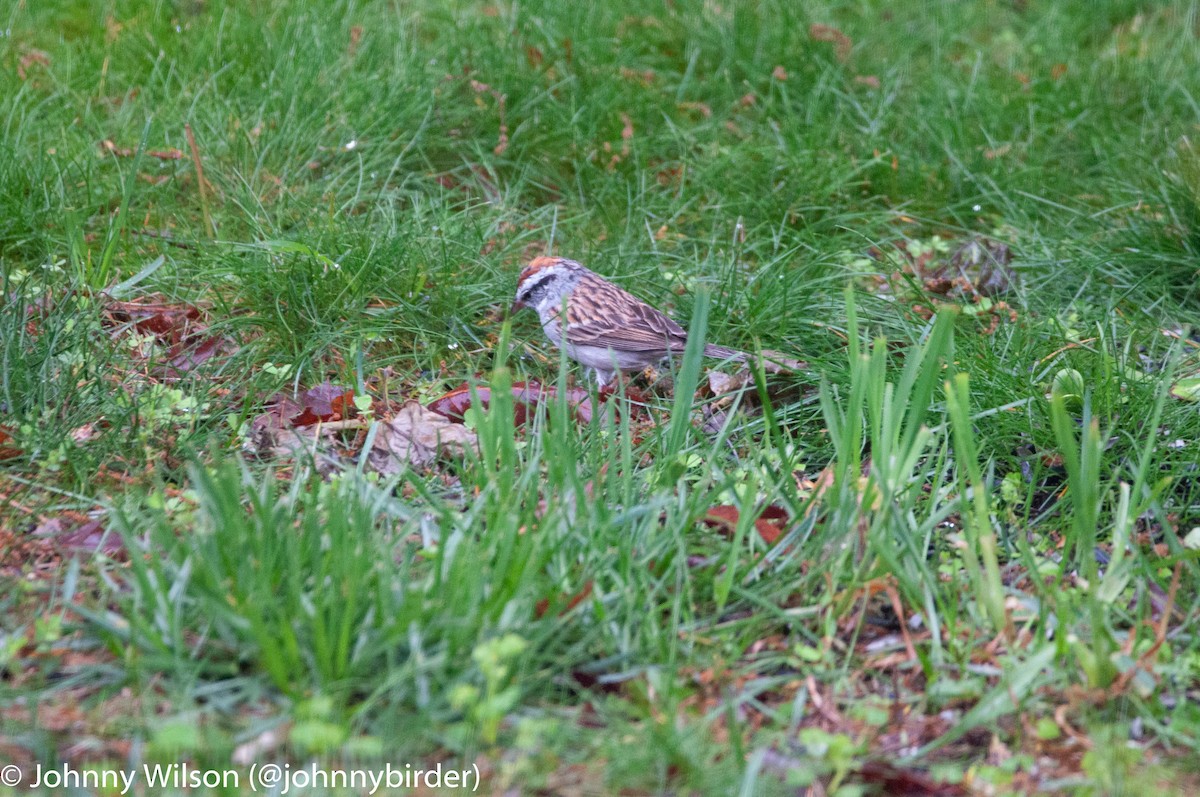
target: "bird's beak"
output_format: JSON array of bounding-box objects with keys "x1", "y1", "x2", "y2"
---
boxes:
[{"x1": 508, "y1": 299, "x2": 526, "y2": 316}]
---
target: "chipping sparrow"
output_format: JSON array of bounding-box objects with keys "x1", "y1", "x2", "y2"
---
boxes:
[{"x1": 512, "y1": 256, "x2": 744, "y2": 385}]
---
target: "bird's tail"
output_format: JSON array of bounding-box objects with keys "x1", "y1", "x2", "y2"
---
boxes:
[
  {"x1": 703, "y1": 344, "x2": 745, "y2": 362},
  {"x1": 703, "y1": 344, "x2": 806, "y2": 374}
]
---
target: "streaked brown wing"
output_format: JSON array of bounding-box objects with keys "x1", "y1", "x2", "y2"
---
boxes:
[{"x1": 564, "y1": 272, "x2": 688, "y2": 353}]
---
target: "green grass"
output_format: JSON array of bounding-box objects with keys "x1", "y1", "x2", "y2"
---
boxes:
[{"x1": 3, "y1": 0, "x2": 1200, "y2": 794}]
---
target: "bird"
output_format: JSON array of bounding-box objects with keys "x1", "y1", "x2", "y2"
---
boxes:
[{"x1": 511, "y1": 255, "x2": 745, "y2": 386}]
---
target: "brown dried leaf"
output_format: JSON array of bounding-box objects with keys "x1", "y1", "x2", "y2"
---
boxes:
[
  {"x1": 707, "y1": 369, "x2": 748, "y2": 398},
  {"x1": 758, "y1": 349, "x2": 807, "y2": 374},
  {"x1": 369, "y1": 401, "x2": 477, "y2": 474},
  {"x1": 677, "y1": 101, "x2": 712, "y2": 118},
  {"x1": 99, "y1": 139, "x2": 135, "y2": 157},
  {"x1": 809, "y1": 23, "x2": 853, "y2": 62},
  {"x1": 984, "y1": 143, "x2": 1012, "y2": 160},
  {"x1": 619, "y1": 66, "x2": 655, "y2": 85}
]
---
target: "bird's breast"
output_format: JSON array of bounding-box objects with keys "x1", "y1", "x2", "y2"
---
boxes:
[{"x1": 540, "y1": 315, "x2": 563, "y2": 347}]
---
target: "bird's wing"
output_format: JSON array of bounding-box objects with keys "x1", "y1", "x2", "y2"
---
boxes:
[{"x1": 563, "y1": 272, "x2": 689, "y2": 353}]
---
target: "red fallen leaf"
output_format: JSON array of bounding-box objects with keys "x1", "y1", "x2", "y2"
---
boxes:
[
  {"x1": 167, "y1": 335, "x2": 227, "y2": 371},
  {"x1": 0, "y1": 425, "x2": 20, "y2": 460},
  {"x1": 427, "y1": 380, "x2": 596, "y2": 425},
  {"x1": 105, "y1": 298, "x2": 202, "y2": 345},
  {"x1": 147, "y1": 148, "x2": 183, "y2": 160},
  {"x1": 535, "y1": 581, "x2": 594, "y2": 619},
  {"x1": 702, "y1": 504, "x2": 789, "y2": 545},
  {"x1": 292, "y1": 382, "x2": 355, "y2": 427}
]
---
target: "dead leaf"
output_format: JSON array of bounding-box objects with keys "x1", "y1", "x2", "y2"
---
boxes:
[
  {"x1": 99, "y1": 140, "x2": 135, "y2": 157},
  {"x1": 104, "y1": 297, "x2": 198, "y2": 341},
  {"x1": 103, "y1": 294, "x2": 235, "y2": 375},
  {"x1": 758, "y1": 349, "x2": 807, "y2": 374},
  {"x1": 864, "y1": 234, "x2": 1019, "y2": 331},
  {"x1": 772, "y1": 65, "x2": 788, "y2": 81},
  {"x1": 0, "y1": 425, "x2": 20, "y2": 460},
  {"x1": 70, "y1": 424, "x2": 100, "y2": 444},
  {"x1": 348, "y1": 25, "x2": 363, "y2": 56},
  {"x1": 291, "y1": 382, "x2": 356, "y2": 427},
  {"x1": 535, "y1": 581, "x2": 594, "y2": 618},
  {"x1": 427, "y1": 380, "x2": 596, "y2": 425},
  {"x1": 702, "y1": 505, "x2": 789, "y2": 545},
  {"x1": 33, "y1": 516, "x2": 124, "y2": 556},
  {"x1": 368, "y1": 401, "x2": 477, "y2": 474},
  {"x1": 809, "y1": 23, "x2": 853, "y2": 62},
  {"x1": 854, "y1": 74, "x2": 881, "y2": 89},
  {"x1": 984, "y1": 143, "x2": 1012, "y2": 160},
  {"x1": 98, "y1": 141, "x2": 183, "y2": 162},
  {"x1": 18, "y1": 49, "x2": 50, "y2": 81},
  {"x1": 168, "y1": 335, "x2": 230, "y2": 372},
  {"x1": 707, "y1": 369, "x2": 748, "y2": 398},
  {"x1": 619, "y1": 66, "x2": 655, "y2": 85},
  {"x1": 946, "y1": 237, "x2": 1017, "y2": 296},
  {"x1": 246, "y1": 397, "x2": 320, "y2": 460},
  {"x1": 656, "y1": 164, "x2": 683, "y2": 187}
]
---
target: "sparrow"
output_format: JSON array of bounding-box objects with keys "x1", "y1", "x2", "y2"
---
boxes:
[{"x1": 511, "y1": 256, "x2": 744, "y2": 385}]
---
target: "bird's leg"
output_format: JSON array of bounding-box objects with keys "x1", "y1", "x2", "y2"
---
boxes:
[{"x1": 592, "y1": 367, "x2": 617, "y2": 388}]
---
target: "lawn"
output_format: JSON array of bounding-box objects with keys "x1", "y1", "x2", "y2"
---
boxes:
[{"x1": 2, "y1": 0, "x2": 1200, "y2": 794}]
